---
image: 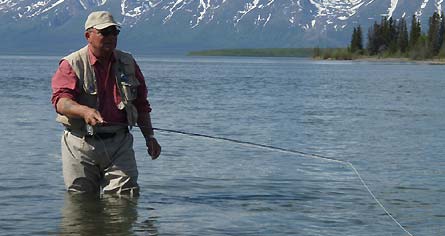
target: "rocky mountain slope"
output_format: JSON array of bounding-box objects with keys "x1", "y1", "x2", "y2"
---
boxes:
[{"x1": 0, "y1": 0, "x2": 443, "y2": 54}]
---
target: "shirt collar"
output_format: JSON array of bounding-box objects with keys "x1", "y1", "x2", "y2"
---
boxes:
[{"x1": 87, "y1": 45, "x2": 116, "y2": 66}]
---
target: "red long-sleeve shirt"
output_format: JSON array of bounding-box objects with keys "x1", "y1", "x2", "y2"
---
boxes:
[{"x1": 51, "y1": 48, "x2": 151, "y2": 124}]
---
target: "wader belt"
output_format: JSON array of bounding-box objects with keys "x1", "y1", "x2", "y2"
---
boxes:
[{"x1": 67, "y1": 126, "x2": 129, "y2": 139}]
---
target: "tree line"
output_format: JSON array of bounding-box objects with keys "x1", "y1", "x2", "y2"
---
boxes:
[{"x1": 315, "y1": 12, "x2": 445, "y2": 60}]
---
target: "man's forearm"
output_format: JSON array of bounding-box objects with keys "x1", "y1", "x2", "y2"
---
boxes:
[
  {"x1": 56, "y1": 97, "x2": 103, "y2": 125},
  {"x1": 57, "y1": 98, "x2": 89, "y2": 118},
  {"x1": 137, "y1": 112, "x2": 155, "y2": 139},
  {"x1": 138, "y1": 111, "x2": 161, "y2": 159}
]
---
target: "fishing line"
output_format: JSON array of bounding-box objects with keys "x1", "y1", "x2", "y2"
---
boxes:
[
  {"x1": 152, "y1": 127, "x2": 413, "y2": 236},
  {"x1": 99, "y1": 123, "x2": 414, "y2": 236}
]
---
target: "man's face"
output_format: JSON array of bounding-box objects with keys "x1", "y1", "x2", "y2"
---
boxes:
[{"x1": 85, "y1": 26, "x2": 120, "y2": 55}]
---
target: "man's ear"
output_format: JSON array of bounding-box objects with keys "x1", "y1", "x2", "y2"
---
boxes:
[{"x1": 85, "y1": 31, "x2": 90, "y2": 41}]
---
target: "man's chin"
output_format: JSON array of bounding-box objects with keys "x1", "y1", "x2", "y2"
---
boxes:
[{"x1": 102, "y1": 44, "x2": 116, "y2": 52}]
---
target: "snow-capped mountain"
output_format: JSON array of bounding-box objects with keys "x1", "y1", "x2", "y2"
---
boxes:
[{"x1": 0, "y1": 0, "x2": 444, "y2": 54}]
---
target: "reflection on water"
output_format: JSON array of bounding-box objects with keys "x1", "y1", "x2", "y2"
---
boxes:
[{"x1": 59, "y1": 194, "x2": 158, "y2": 236}]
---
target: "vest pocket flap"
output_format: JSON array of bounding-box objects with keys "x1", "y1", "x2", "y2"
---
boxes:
[
  {"x1": 120, "y1": 76, "x2": 139, "y2": 101},
  {"x1": 120, "y1": 75, "x2": 140, "y2": 86},
  {"x1": 116, "y1": 51, "x2": 139, "y2": 102}
]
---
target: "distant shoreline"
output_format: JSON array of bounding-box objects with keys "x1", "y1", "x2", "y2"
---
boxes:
[
  {"x1": 187, "y1": 48, "x2": 314, "y2": 57},
  {"x1": 318, "y1": 56, "x2": 445, "y2": 65},
  {"x1": 188, "y1": 48, "x2": 445, "y2": 64}
]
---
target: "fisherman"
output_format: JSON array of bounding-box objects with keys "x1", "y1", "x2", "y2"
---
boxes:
[{"x1": 51, "y1": 11, "x2": 161, "y2": 195}]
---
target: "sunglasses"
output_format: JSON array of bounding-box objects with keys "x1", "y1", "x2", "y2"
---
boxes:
[{"x1": 96, "y1": 27, "x2": 120, "y2": 37}]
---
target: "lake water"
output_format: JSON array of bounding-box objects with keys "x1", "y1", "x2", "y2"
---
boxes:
[{"x1": 0, "y1": 55, "x2": 443, "y2": 236}]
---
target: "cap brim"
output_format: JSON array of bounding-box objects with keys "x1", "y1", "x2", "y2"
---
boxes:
[{"x1": 93, "y1": 22, "x2": 119, "y2": 30}]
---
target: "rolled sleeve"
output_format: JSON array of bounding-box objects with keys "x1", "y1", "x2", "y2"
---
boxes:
[
  {"x1": 51, "y1": 60, "x2": 79, "y2": 111},
  {"x1": 133, "y1": 61, "x2": 152, "y2": 113}
]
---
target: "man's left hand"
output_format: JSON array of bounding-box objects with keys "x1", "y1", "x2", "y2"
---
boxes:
[{"x1": 146, "y1": 137, "x2": 161, "y2": 160}]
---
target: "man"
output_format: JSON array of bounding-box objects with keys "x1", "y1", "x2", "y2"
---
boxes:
[{"x1": 51, "y1": 11, "x2": 161, "y2": 195}]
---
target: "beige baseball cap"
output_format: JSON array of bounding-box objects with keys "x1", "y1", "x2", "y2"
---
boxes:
[{"x1": 84, "y1": 11, "x2": 119, "y2": 30}]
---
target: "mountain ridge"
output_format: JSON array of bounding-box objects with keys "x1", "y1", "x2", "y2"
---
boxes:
[{"x1": 1, "y1": 0, "x2": 444, "y2": 54}]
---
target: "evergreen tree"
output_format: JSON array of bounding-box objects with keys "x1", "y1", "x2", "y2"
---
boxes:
[
  {"x1": 388, "y1": 17, "x2": 399, "y2": 53},
  {"x1": 427, "y1": 12, "x2": 441, "y2": 56},
  {"x1": 381, "y1": 16, "x2": 390, "y2": 51},
  {"x1": 320, "y1": 11, "x2": 445, "y2": 60},
  {"x1": 350, "y1": 25, "x2": 364, "y2": 54},
  {"x1": 350, "y1": 27, "x2": 358, "y2": 52},
  {"x1": 409, "y1": 14, "x2": 421, "y2": 50},
  {"x1": 373, "y1": 16, "x2": 399, "y2": 54},
  {"x1": 356, "y1": 25, "x2": 364, "y2": 53},
  {"x1": 367, "y1": 22, "x2": 380, "y2": 55},
  {"x1": 397, "y1": 17, "x2": 409, "y2": 53},
  {"x1": 438, "y1": 12, "x2": 445, "y2": 53}
]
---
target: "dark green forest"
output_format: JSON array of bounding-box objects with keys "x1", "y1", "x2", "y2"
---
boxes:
[{"x1": 315, "y1": 12, "x2": 445, "y2": 60}]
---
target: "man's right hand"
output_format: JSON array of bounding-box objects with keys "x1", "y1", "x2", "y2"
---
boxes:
[{"x1": 82, "y1": 107, "x2": 104, "y2": 126}]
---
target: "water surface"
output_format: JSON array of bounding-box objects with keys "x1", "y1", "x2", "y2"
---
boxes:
[{"x1": 0, "y1": 55, "x2": 443, "y2": 235}]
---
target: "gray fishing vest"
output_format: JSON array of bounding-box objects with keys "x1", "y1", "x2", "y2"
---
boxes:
[{"x1": 56, "y1": 46, "x2": 140, "y2": 133}]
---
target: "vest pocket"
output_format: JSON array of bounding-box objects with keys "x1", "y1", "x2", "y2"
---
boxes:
[
  {"x1": 121, "y1": 81, "x2": 138, "y2": 101},
  {"x1": 119, "y1": 71, "x2": 139, "y2": 102}
]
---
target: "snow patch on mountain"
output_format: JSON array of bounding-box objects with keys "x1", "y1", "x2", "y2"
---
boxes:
[
  {"x1": 3, "y1": 0, "x2": 445, "y2": 38},
  {"x1": 254, "y1": 12, "x2": 271, "y2": 27},
  {"x1": 308, "y1": 0, "x2": 366, "y2": 24},
  {"x1": 436, "y1": 0, "x2": 443, "y2": 13},
  {"x1": 192, "y1": 0, "x2": 212, "y2": 28},
  {"x1": 121, "y1": 0, "x2": 151, "y2": 18},
  {"x1": 305, "y1": 0, "x2": 367, "y2": 32},
  {"x1": 29, "y1": 0, "x2": 65, "y2": 17},
  {"x1": 234, "y1": 0, "x2": 261, "y2": 26},
  {"x1": 0, "y1": 0, "x2": 109, "y2": 19},
  {"x1": 80, "y1": 0, "x2": 107, "y2": 9},
  {"x1": 163, "y1": 0, "x2": 186, "y2": 24},
  {"x1": 416, "y1": 0, "x2": 430, "y2": 16},
  {"x1": 414, "y1": 0, "x2": 444, "y2": 17},
  {"x1": 387, "y1": 0, "x2": 398, "y2": 18}
]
